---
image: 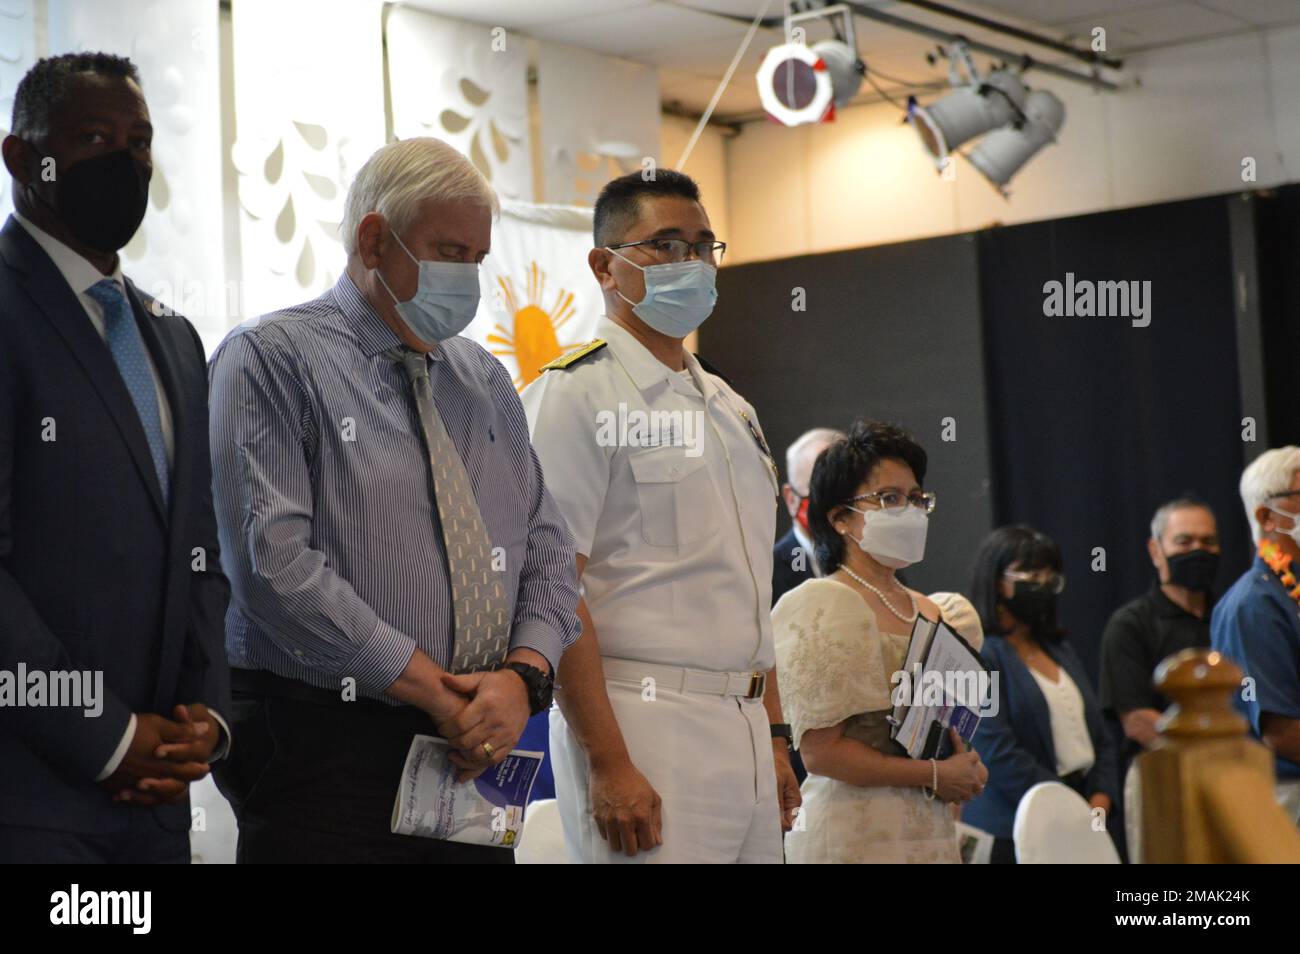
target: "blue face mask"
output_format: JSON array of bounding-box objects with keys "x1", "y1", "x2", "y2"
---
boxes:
[
  {"x1": 608, "y1": 247, "x2": 718, "y2": 338},
  {"x1": 376, "y1": 230, "x2": 481, "y2": 343}
]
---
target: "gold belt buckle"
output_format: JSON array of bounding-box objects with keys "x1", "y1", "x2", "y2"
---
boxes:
[{"x1": 748, "y1": 671, "x2": 766, "y2": 699}]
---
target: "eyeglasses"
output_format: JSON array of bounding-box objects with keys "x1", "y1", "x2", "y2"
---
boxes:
[
  {"x1": 849, "y1": 490, "x2": 936, "y2": 514},
  {"x1": 607, "y1": 238, "x2": 727, "y2": 266},
  {"x1": 1003, "y1": 569, "x2": 1066, "y2": 594}
]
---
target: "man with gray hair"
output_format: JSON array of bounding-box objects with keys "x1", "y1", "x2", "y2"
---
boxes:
[
  {"x1": 209, "y1": 137, "x2": 580, "y2": 862},
  {"x1": 772, "y1": 427, "x2": 844, "y2": 605},
  {"x1": 1212, "y1": 446, "x2": 1300, "y2": 822},
  {"x1": 1100, "y1": 496, "x2": 1218, "y2": 758}
]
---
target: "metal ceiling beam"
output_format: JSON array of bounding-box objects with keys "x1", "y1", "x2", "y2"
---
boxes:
[
  {"x1": 691, "y1": 1, "x2": 1122, "y2": 91},
  {"x1": 840, "y1": 1, "x2": 1120, "y2": 91},
  {"x1": 893, "y1": 0, "x2": 1123, "y2": 70}
]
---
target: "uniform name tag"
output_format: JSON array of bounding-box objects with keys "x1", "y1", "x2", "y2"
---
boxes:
[{"x1": 595, "y1": 403, "x2": 705, "y2": 458}]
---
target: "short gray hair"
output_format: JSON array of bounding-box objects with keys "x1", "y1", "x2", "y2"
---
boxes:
[
  {"x1": 1240, "y1": 446, "x2": 1300, "y2": 543},
  {"x1": 340, "y1": 137, "x2": 498, "y2": 255},
  {"x1": 1149, "y1": 496, "x2": 1212, "y2": 543},
  {"x1": 785, "y1": 427, "x2": 845, "y2": 493}
]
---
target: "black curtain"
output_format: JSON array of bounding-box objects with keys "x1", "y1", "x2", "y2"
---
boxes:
[
  {"x1": 976, "y1": 196, "x2": 1248, "y2": 681},
  {"x1": 704, "y1": 233, "x2": 995, "y2": 597},
  {"x1": 1254, "y1": 186, "x2": 1300, "y2": 448}
]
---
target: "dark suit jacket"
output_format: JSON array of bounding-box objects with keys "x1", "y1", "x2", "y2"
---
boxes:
[
  {"x1": 0, "y1": 215, "x2": 230, "y2": 835},
  {"x1": 771, "y1": 527, "x2": 816, "y2": 607},
  {"x1": 961, "y1": 634, "x2": 1119, "y2": 840}
]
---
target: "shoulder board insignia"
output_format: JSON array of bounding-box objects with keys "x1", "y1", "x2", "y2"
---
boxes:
[{"x1": 540, "y1": 339, "x2": 607, "y2": 372}]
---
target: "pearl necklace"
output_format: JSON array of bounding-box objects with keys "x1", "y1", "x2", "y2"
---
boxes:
[{"x1": 838, "y1": 564, "x2": 918, "y2": 623}]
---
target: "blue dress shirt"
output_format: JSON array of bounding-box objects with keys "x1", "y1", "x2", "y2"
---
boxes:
[
  {"x1": 208, "y1": 274, "x2": 580, "y2": 700},
  {"x1": 1211, "y1": 556, "x2": 1300, "y2": 780}
]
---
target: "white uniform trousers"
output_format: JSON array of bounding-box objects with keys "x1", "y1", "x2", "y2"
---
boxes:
[{"x1": 549, "y1": 679, "x2": 783, "y2": 864}]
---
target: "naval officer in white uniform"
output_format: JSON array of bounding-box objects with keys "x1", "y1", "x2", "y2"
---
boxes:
[{"x1": 521, "y1": 169, "x2": 800, "y2": 864}]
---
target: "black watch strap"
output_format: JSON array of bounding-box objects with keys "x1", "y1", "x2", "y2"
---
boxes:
[
  {"x1": 504, "y1": 662, "x2": 554, "y2": 716},
  {"x1": 771, "y1": 723, "x2": 793, "y2": 748}
]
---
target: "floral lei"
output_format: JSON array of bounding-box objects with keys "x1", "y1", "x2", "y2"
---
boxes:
[{"x1": 1259, "y1": 538, "x2": 1300, "y2": 606}]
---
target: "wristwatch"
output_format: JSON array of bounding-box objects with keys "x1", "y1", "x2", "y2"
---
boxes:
[
  {"x1": 770, "y1": 723, "x2": 794, "y2": 750},
  {"x1": 504, "y1": 662, "x2": 554, "y2": 716}
]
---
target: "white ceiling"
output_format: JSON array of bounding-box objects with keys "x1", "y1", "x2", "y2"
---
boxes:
[{"x1": 398, "y1": 0, "x2": 1300, "y2": 120}]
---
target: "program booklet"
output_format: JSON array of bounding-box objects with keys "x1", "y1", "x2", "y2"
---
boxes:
[
  {"x1": 891, "y1": 616, "x2": 988, "y2": 760},
  {"x1": 391, "y1": 734, "x2": 544, "y2": 849}
]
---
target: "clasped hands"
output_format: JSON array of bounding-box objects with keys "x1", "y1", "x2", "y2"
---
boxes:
[
  {"x1": 426, "y1": 656, "x2": 537, "y2": 783},
  {"x1": 98, "y1": 703, "x2": 222, "y2": 806},
  {"x1": 933, "y1": 727, "x2": 989, "y2": 803}
]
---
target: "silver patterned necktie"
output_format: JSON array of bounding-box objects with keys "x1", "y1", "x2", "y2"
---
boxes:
[{"x1": 390, "y1": 347, "x2": 509, "y2": 673}]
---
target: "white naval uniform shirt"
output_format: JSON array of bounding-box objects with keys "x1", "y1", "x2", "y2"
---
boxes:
[{"x1": 522, "y1": 315, "x2": 779, "y2": 673}]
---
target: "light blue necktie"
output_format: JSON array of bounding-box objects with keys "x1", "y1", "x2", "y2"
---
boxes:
[{"x1": 86, "y1": 278, "x2": 170, "y2": 506}]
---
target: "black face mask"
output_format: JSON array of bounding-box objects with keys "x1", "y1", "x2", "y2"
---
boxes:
[
  {"x1": 1004, "y1": 582, "x2": 1056, "y2": 625},
  {"x1": 37, "y1": 148, "x2": 150, "y2": 252},
  {"x1": 1164, "y1": 549, "x2": 1219, "y2": 592}
]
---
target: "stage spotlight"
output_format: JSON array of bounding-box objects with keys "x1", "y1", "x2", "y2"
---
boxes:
[
  {"x1": 908, "y1": 68, "x2": 1028, "y2": 167},
  {"x1": 756, "y1": 41, "x2": 834, "y2": 126},
  {"x1": 813, "y1": 39, "x2": 864, "y2": 110},
  {"x1": 966, "y1": 89, "x2": 1065, "y2": 193},
  {"x1": 756, "y1": 4, "x2": 864, "y2": 127},
  {"x1": 756, "y1": 39, "x2": 863, "y2": 126}
]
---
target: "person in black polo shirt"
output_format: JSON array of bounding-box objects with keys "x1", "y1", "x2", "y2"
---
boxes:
[{"x1": 1100, "y1": 497, "x2": 1219, "y2": 756}]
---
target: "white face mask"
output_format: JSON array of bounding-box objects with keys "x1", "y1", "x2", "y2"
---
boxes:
[
  {"x1": 607, "y1": 247, "x2": 718, "y2": 338},
  {"x1": 1268, "y1": 506, "x2": 1300, "y2": 543},
  {"x1": 845, "y1": 505, "x2": 929, "y2": 569}
]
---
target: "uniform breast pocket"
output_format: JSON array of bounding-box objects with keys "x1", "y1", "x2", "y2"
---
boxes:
[{"x1": 628, "y1": 449, "x2": 718, "y2": 548}]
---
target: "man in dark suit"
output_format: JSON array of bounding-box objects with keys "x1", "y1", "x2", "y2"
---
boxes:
[
  {"x1": 770, "y1": 427, "x2": 842, "y2": 787},
  {"x1": 772, "y1": 427, "x2": 843, "y2": 605},
  {"x1": 0, "y1": 52, "x2": 230, "y2": 863}
]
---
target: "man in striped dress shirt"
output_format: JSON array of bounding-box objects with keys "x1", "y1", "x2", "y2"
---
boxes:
[{"x1": 209, "y1": 138, "x2": 581, "y2": 863}]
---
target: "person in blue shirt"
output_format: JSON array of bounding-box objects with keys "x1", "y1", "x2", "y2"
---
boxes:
[{"x1": 1211, "y1": 446, "x2": 1300, "y2": 822}]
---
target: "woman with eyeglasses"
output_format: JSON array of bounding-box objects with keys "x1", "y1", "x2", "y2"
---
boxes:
[
  {"x1": 961, "y1": 525, "x2": 1119, "y2": 863},
  {"x1": 772, "y1": 420, "x2": 987, "y2": 863}
]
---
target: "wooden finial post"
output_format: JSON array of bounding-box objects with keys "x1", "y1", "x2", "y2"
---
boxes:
[
  {"x1": 1140, "y1": 648, "x2": 1300, "y2": 862},
  {"x1": 1152, "y1": 648, "x2": 1248, "y2": 742}
]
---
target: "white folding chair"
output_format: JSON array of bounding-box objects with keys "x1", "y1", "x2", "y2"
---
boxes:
[
  {"x1": 1013, "y1": 781, "x2": 1120, "y2": 864},
  {"x1": 188, "y1": 774, "x2": 239, "y2": 864},
  {"x1": 514, "y1": 798, "x2": 568, "y2": 864},
  {"x1": 1123, "y1": 760, "x2": 1143, "y2": 864}
]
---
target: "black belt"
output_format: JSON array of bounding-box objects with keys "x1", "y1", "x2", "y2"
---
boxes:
[{"x1": 231, "y1": 667, "x2": 416, "y2": 716}]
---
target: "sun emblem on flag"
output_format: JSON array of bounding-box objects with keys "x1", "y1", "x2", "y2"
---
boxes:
[{"x1": 488, "y1": 262, "x2": 582, "y2": 389}]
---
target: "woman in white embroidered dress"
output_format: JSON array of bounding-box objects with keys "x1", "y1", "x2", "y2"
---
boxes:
[{"x1": 774, "y1": 420, "x2": 987, "y2": 863}]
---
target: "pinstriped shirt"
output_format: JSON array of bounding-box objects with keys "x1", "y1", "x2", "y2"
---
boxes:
[{"x1": 208, "y1": 273, "x2": 580, "y2": 701}]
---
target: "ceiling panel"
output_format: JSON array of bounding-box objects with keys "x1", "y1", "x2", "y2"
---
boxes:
[
  {"x1": 668, "y1": 0, "x2": 783, "y2": 17},
  {"x1": 860, "y1": 28, "x2": 949, "y2": 84},
  {"x1": 397, "y1": 0, "x2": 652, "y2": 30},
  {"x1": 1056, "y1": 2, "x2": 1249, "y2": 50},
  {"x1": 964, "y1": 0, "x2": 1174, "y2": 26},
  {"x1": 650, "y1": 31, "x2": 768, "y2": 76},
  {"x1": 526, "y1": 2, "x2": 748, "y2": 57},
  {"x1": 1196, "y1": 0, "x2": 1300, "y2": 28}
]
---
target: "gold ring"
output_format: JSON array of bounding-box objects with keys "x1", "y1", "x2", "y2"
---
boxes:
[{"x1": 482, "y1": 741, "x2": 495, "y2": 759}]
